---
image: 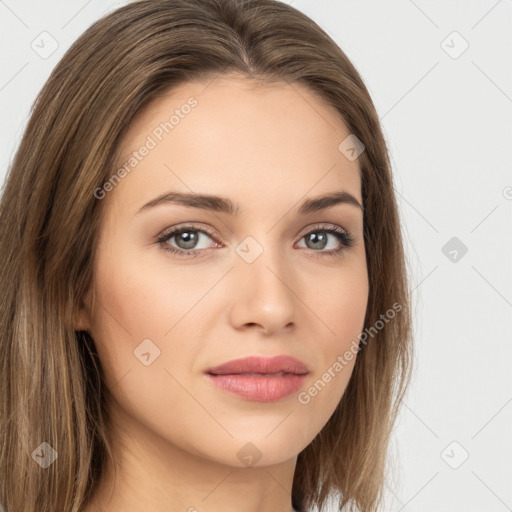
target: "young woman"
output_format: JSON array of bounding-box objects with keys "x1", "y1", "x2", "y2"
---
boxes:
[{"x1": 0, "y1": 1, "x2": 413, "y2": 511}]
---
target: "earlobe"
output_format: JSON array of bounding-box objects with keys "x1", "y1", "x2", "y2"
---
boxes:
[
  {"x1": 74, "y1": 288, "x2": 93, "y2": 332},
  {"x1": 74, "y1": 308, "x2": 90, "y2": 332}
]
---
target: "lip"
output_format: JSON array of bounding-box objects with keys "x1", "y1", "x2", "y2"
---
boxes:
[
  {"x1": 206, "y1": 355, "x2": 309, "y2": 375},
  {"x1": 205, "y1": 355, "x2": 309, "y2": 402}
]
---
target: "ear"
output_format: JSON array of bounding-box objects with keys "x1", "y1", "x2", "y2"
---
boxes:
[{"x1": 74, "y1": 287, "x2": 93, "y2": 332}]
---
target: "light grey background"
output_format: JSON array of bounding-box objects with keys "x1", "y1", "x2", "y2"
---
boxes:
[{"x1": 1, "y1": 1, "x2": 511, "y2": 511}]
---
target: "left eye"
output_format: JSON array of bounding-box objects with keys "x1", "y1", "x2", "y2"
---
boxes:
[{"x1": 297, "y1": 230, "x2": 344, "y2": 251}]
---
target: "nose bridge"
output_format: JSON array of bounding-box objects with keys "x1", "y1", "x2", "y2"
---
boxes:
[
  {"x1": 237, "y1": 233, "x2": 293, "y2": 296},
  {"x1": 229, "y1": 232, "x2": 297, "y2": 332}
]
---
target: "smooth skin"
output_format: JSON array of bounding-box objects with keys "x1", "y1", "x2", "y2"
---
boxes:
[{"x1": 77, "y1": 73, "x2": 369, "y2": 512}]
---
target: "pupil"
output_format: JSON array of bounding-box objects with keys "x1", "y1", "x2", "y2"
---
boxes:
[
  {"x1": 177, "y1": 231, "x2": 198, "y2": 249},
  {"x1": 308, "y1": 232, "x2": 327, "y2": 250}
]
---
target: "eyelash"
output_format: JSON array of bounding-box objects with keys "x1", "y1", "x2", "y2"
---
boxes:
[{"x1": 156, "y1": 223, "x2": 356, "y2": 260}]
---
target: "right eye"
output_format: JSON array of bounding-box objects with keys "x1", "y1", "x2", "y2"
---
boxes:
[{"x1": 156, "y1": 224, "x2": 222, "y2": 257}]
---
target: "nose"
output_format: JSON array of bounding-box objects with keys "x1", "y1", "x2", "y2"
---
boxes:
[{"x1": 228, "y1": 243, "x2": 297, "y2": 336}]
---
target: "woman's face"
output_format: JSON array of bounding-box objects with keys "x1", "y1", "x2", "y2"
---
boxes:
[{"x1": 78, "y1": 73, "x2": 368, "y2": 468}]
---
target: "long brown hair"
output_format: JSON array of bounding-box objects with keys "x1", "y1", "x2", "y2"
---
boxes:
[{"x1": 0, "y1": 1, "x2": 413, "y2": 510}]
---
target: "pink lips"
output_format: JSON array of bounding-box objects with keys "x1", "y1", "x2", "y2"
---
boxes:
[{"x1": 205, "y1": 355, "x2": 309, "y2": 402}]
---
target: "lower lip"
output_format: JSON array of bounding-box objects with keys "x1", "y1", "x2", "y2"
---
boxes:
[{"x1": 206, "y1": 373, "x2": 308, "y2": 402}]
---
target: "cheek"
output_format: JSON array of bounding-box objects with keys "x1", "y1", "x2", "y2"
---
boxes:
[
  {"x1": 87, "y1": 253, "x2": 208, "y2": 442},
  {"x1": 315, "y1": 262, "x2": 369, "y2": 348},
  {"x1": 87, "y1": 251, "x2": 170, "y2": 385},
  {"x1": 88, "y1": 246, "x2": 218, "y2": 397},
  {"x1": 91, "y1": 245, "x2": 211, "y2": 342},
  {"x1": 297, "y1": 265, "x2": 368, "y2": 426}
]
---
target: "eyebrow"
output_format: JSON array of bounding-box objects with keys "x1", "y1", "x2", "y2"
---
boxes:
[{"x1": 136, "y1": 190, "x2": 363, "y2": 216}]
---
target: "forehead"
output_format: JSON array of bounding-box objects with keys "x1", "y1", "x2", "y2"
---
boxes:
[{"x1": 110, "y1": 73, "x2": 362, "y2": 214}]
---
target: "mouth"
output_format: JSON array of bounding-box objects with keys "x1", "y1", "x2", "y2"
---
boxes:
[{"x1": 205, "y1": 355, "x2": 309, "y2": 402}]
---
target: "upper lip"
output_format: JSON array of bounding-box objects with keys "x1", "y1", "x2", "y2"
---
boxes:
[{"x1": 206, "y1": 355, "x2": 309, "y2": 376}]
